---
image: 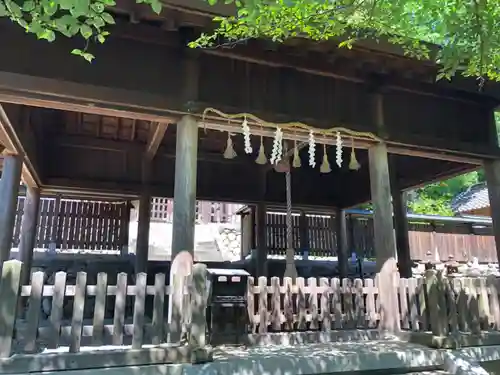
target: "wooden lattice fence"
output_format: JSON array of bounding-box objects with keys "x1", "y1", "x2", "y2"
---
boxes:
[
  {"x1": 264, "y1": 212, "x2": 497, "y2": 262},
  {"x1": 12, "y1": 197, "x2": 129, "y2": 251},
  {"x1": 243, "y1": 273, "x2": 500, "y2": 336},
  {"x1": 265, "y1": 213, "x2": 336, "y2": 257},
  {"x1": 150, "y1": 198, "x2": 241, "y2": 224}
]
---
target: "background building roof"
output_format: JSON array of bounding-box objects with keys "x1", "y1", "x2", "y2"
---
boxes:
[{"x1": 451, "y1": 182, "x2": 490, "y2": 214}]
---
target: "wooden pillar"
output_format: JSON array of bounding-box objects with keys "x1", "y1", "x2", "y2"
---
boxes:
[
  {"x1": 171, "y1": 115, "x2": 198, "y2": 259},
  {"x1": 369, "y1": 143, "x2": 397, "y2": 268},
  {"x1": 369, "y1": 142, "x2": 400, "y2": 333},
  {"x1": 390, "y1": 158, "x2": 412, "y2": 278},
  {"x1": 484, "y1": 159, "x2": 500, "y2": 262},
  {"x1": 392, "y1": 191, "x2": 412, "y2": 277},
  {"x1": 135, "y1": 191, "x2": 150, "y2": 273},
  {"x1": 0, "y1": 154, "x2": 22, "y2": 265},
  {"x1": 335, "y1": 209, "x2": 349, "y2": 279},
  {"x1": 18, "y1": 187, "x2": 40, "y2": 286},
  {"x1": 255, "y1": 202, "x2": 267, "y2": 277}
]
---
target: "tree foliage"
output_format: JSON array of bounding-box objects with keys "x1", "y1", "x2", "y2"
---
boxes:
[
  {"x1": 0, "y1": 0, "x2": 162, "y2": 61},
  {"x1": 407, "y1": 171, "x2": 484, "y2": 216},
  {"x1": 192, "y1": 0, "x2": 500, "y2": 82}
]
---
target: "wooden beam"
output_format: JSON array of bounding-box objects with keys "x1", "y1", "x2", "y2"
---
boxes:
[
  {"x1": 0, "y1": 72, "x2": 179, "y2": 123},
  {"x1": 54, "y1": 134, "x2": 245, "y2": 165},
  {"x1": 144, "y1": 122, "x2": 169, "y2": 161},
  {"x1": 0, "y1": 105, "x2": 39, "y2": 187}
]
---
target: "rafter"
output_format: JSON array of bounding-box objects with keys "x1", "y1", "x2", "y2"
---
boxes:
[{"x1": 144, "y1": 121, "x2": 169, "y2": 162}]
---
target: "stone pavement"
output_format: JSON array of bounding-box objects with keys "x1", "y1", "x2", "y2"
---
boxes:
[
  {"x1": 14, "y1": 337, "x2": 451, "y2": 375},
  {"x1": 8, "y1": 332, "x2": 499, "y2": 375}
]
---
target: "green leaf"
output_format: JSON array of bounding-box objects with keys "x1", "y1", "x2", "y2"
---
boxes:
[
  {"x1": 97, "y1": 33, "x2": 105, "y2": 43},
  {"x1": 42, "y1": 0, "x2": 58, "y2": 16},
  {"x1": 71, "y1": 48, "x2": 83, "y2": 56},
  {"x1": 150, "y1": 0, "x2": 162, "y2": 15},
  {"x1": 208, "y1": 0, "x2": 217, "y2": 5},
  {"x1": 91, "y1": 2, "x2": 105, "y2": 13},
  {"x1": 37, "y1": 28, "x2": 56, "y2": 42},
  {"x1": 101, "y1": 12, "x2": 115, "y2": 24},
  {"x1": 82, "y1": 52, "x2": 94, "y2": 62},
  {"x1": 59, "y1": 0, "x2": 74, "y2": 10},
  {"x1": 79, "y1": 24, "x2": 93, "y2": 39},
  {"x1": 4, "y1": 0, "x2": 22, "y2": 18},
  {"x1": 0, "y1": 3, "x2": 7, "y2": 16},
  {"x1": 22, "y1": 1, "x2": 35, "y2": 11},
  {"x1": 72, "y1": 0, "x2": 90, "y2": 16}
]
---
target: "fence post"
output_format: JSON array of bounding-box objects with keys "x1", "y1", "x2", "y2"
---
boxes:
[
  {"x1": 378, "y1": 258, "x2": 401, "y2": 334},
  {"x1": 0, "y1": 260, "x2": 22, "y2": 358},
  {"x1": 425, "y1": 270, "x2": 447, "y2": 336},
  {"x1": 189, "y1": 263, "x2": 209, "y2": 348}
]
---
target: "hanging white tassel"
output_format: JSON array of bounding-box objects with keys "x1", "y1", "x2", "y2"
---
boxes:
[
  {"x1": 320, "y1": 144, "x2": 331, "y2": 173},
  {"x1": 349, "y1": 138, "x2": 361, "y2": 170},
  {"x1": 255, "y1": 135, "x2": 267, "y2": 165},
  {"x1": 308, "y1": 130, "x2": 316, "y2": 168},
  {"x1": 242, "y1": 116, "x2": 253, "y2": 154},
  {"x1": 292, "y1": 139, "x2": 301, "y2": 168},
  {"x1": 335, "y1": 131, "x2": 343, "y2": 167},
  {"x1": 270, "y1": 127, "x2": 283, "y2": 165},
  {"x1": 223, "y1": 132, "x2": 237, "y2": 159}
]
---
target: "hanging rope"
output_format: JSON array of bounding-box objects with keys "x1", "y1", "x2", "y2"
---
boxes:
[
  {"x1": 201, "y1": 107, "x2": 383, "y2": 141},
  {"x1": 285, "y1": 169, "x2": 293, "y2": 250},
  {"x1": 283, "y1": 143, "x2": 297, "y2": 280}
]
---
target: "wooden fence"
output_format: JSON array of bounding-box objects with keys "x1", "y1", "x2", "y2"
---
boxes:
[
  {"x1": 12, "y1": 197, "x2": 129, "y2": 251},
  {"x1": 12, "y1": 196, "x2": 242, "y2": 252},
  {"x1": 243, "y1": 273, "x2": 500, "y2": 336},
  {"x1": 262, "y1": 212, "x2": 497, "y2": 262},
  {"x1": 1, "y1": 260, "x2": 500, "y2": 363},
  {"x1": 351, "y1": 217, "x2": 498, "y2": 262},
  {"x1": 0, "y1": 260, "x2": 209, "y2": 368},
  {"x1": 150, "y1": 198, "x2": 242, "y2": 224}
]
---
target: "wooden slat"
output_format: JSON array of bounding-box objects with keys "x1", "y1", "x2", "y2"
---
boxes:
[
  {"x1": 319, "y1": 278, "x2": 331, "y2": 330},
  {"x1": 296, "y1": 277, "x2": 306, "y2": 330},
  {"x1": 258, "y1": 276, "x2": 268, "y2": 333},
  {"x1": 308, "y1": 277, "x2": 319, "y2": 330},
  {"x1": 69, "y1": 272, "x2": 87, "y2": 353},
  {"x1": 283, "y1": 277, "x2": 293, "y2": 330},
  {"x1": 399, "y1": 278, "x2": 410, "y2": 330},
  {"x1": 112, "y1": 272, "x2": 127, "y2": 345},
  {"x1": 132, "y1": 272, "x2": 147, "y2": 349},
  {"x1": 270, "y1": 277, "x2": 281, "y2": 331},
  {"x1": 91, "y1": 272, "x2": 107, "y2": 346},
  {"x1": 23, "y1": 272, "x2": 44, "y2": 353},
  {"x1": 151, "y1": 273, "x2": 165, "y2": 345},
  {"x1": 48, "y1": 272, "x2": 66, "y2": 349},
  {"x1": 332, "y1": 278, "x2": 342, "y2": 329}
]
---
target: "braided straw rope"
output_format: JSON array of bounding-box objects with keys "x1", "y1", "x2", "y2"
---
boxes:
[{"x1": 201, "y1": 107, "x2": 383, "y2": 142}]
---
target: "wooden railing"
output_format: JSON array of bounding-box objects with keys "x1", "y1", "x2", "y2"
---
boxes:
[
  {"x1": 0, "y1": 260, "x2": 210, "y2": 370},
  {"x1": 243, "y1": 273, "x2": 500, "y2": 336}
]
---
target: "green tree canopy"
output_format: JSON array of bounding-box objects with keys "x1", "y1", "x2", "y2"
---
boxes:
[
  {"x1": 1, "y1": 0, "x2": 500, "y2": 80},
  {"x1": 0, "y1": 0, "x2": 162, "y2": 61},
  {"x1": 192, "y1": 0, "x2": 500, "y2": 82}
]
